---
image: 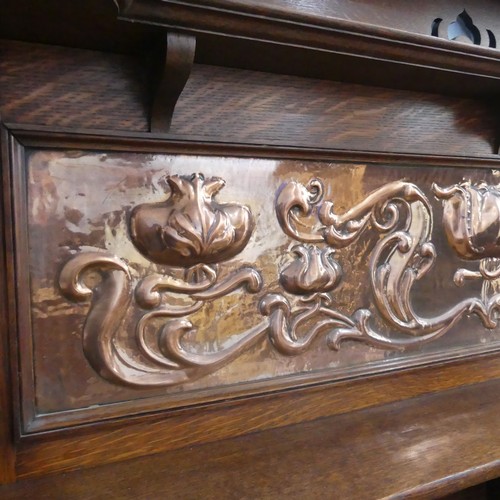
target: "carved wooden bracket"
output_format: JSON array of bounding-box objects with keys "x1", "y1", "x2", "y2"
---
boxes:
[{"x1": 150, "y1": 32, "x2": 196, "y2": 133}]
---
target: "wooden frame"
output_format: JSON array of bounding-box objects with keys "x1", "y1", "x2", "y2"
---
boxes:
[
  {"x1": 3, "y1": 1, "x2": 500, "y2": 495},
  {"x1": 2, "y1": 122, "x2": 500, "y2": 482}
]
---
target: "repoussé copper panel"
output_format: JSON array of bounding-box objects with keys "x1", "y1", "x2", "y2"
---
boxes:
[{"x1": 17, "y1": 146, "x2": 500, "y2": 432}]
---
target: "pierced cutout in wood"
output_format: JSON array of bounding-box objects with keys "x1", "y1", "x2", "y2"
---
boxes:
[{"x1": 431, "y1": 10, "x2": 496, "y2": 48}]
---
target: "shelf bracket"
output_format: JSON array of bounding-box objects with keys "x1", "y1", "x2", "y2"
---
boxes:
[{"x1": 150, "y1": 32, "x2": 196, "y2": 133}]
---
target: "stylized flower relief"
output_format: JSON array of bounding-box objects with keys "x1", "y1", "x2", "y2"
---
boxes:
[
  {"x1": 130, "y1": 173, "x2": 254, "y2": 267},
  {"x1": 433, "y1": 181, "x2": 500, "y2": 260},
  {"x1": 279, "y1": 245, "x2": 342, "y2": 295}
]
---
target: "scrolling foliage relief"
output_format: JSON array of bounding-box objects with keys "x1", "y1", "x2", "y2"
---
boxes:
[{"x1": 60, "y1": 171, "x2": 500, "y2": 387}]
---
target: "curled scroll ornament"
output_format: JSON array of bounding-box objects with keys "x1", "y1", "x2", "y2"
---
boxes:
[
  {"x1": 272, "y1": 178, "x2": 500, "y2": 351},
  {"x1": 59, "y1": 170, "x2": 500, "y2": 388}
]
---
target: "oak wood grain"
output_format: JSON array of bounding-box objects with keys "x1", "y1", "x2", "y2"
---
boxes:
[
  {"x1": 1, "y1": 41, "x2": 499, "y2": 157},
  {"x1": 0, "y1": 41, "x2": 150, "y2": 132},
  {"x1": 3, "y1": 378, "x2": 500, "y2": 498},
  {"x1": 13, "y1": 353, "x2": 500, "y2": 479},
  {"x1": 172, "y1": 64, "x2": 498, "y2": 155}
]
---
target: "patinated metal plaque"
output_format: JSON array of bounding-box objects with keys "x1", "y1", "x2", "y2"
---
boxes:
[{"x1": 15, "y1": 144, "x2": 500, "y2": 431}]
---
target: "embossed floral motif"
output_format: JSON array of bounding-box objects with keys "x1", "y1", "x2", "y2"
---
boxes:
[
  {"x1": 59, "y1": 170, "x2": 500, "y2": 389},
  {"x1": 433, "y1": 181, "x2": 500, "y2": 260},
  {"x1": 279, "y1": 245, "x2": 341, "y2": 295},
  {"x1": 60, "y1": 172, "x2": 265, "y2": 388},
  {"x1": 275, "y1": 177, "x2": 500, "y2": 351},
  {"x1": 130, "y1": 173, "x2": 254, "y2": 266}
]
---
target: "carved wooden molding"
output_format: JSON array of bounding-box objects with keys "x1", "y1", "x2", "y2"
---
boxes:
[{"x1": 116, "y1": 0, "x2": 500, "y2": 85}]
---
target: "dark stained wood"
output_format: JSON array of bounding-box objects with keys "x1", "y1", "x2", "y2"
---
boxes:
[
  {"x1": 10, "y1": 123, "x2": 500, "y2": 168},
  {"x1": 193, "y1": 35, "x2": 500, "y2": 98},
  {"x1": 7, "y1": 0, "x2": 500, "y2": 53},
  {"x1": 116, "y1": 0, "x2": 500, "y2": 96},
  {"x1": 121, "y1": 0, "x2": 500, "y2": 40},
  {"x1": 0, "y1": 41, "x2": 150, "y2": 132},
  {"x1": 172, "y1": 64, "x2": 499, "y2": 154},
  {"x1": 4, "y1": 0, "x2": 500, "y2": 96},
  {"x1": 2, "y1": 378, "x2": 500, "y2": 499},
  {"x1": 0, "y1": 0, "x2": 162, "y2": 55},
  {"x1": 0, "y1": 127, "x2": 16, "y2": 484},
  {"x1": 150, "y1": 32, "x2": 196, "y2": 133}
]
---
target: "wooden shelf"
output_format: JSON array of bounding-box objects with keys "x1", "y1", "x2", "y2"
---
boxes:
[
  {"x1": 4, "y1": 0, "x2": 500, "y2": 96},
  {"x1": 116, "y1": 0, "x2": 500, "y2": 96}
]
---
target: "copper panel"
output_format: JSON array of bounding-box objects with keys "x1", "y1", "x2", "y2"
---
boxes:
[{"x1": 14, "y1": 142, "x2": 500, "y2": 432}]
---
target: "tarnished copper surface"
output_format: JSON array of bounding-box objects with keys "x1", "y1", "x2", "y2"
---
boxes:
[{"x1": 21, "y1": 150, "x2": 500, "y2": 424}]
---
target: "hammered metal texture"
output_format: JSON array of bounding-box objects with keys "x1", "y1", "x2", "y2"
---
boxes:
[{"x1": 23, "y1": 150, "x2": 500, "y2": 424}]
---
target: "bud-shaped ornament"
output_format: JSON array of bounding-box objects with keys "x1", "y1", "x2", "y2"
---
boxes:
[
  {"x1": 130, "y1": 173, "x2": 254, "y2": 267},
  {"x1": 433, "y1": 181, "x2": 500, "y2": 260}
]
